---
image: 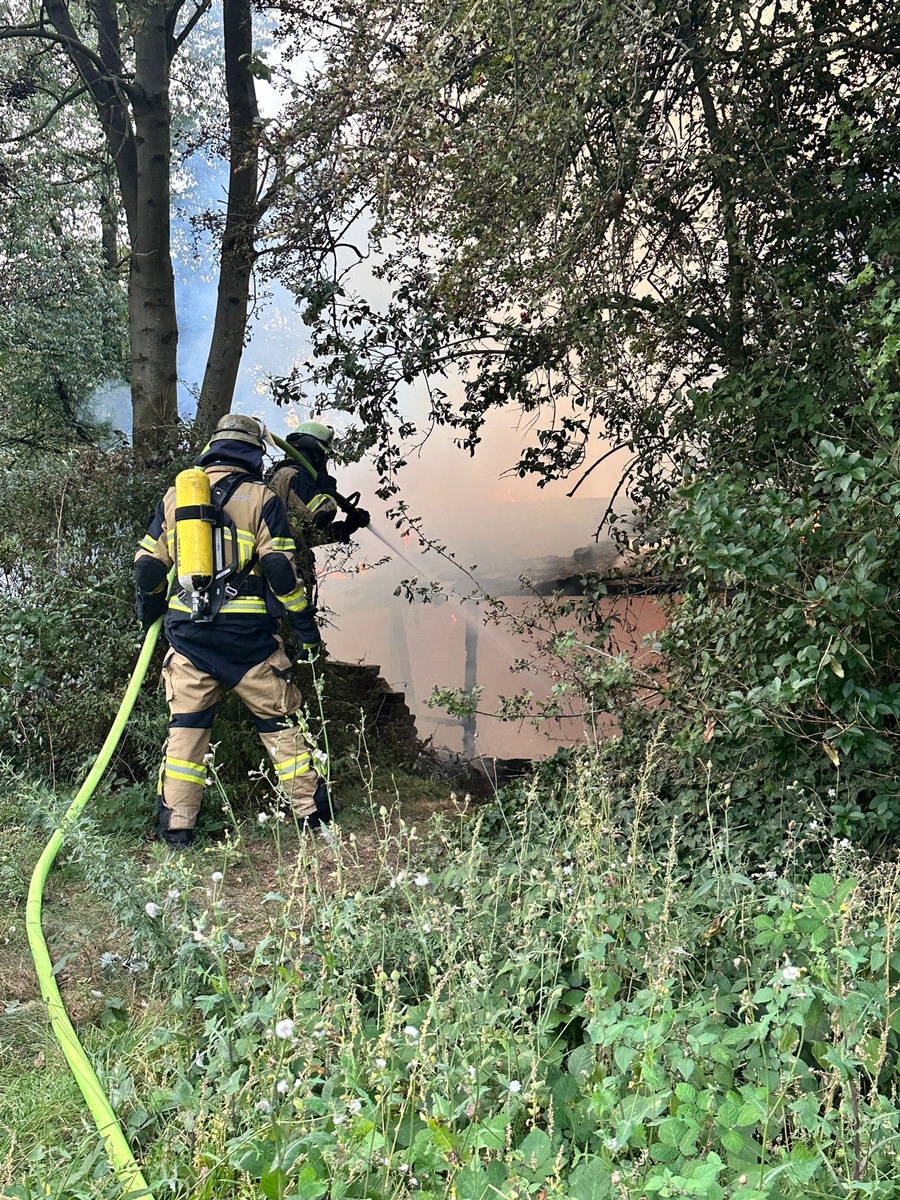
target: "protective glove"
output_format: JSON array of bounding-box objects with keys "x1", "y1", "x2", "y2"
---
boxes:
[
  {"x1": 289, "y1": 604, "x2": 322, "y2": 659},
  {"x1": 295, "y1": 640, "x2": 328, "y2": 664},
  {"x1": 137, "y1": 589, "x2": 167, "y2": 632},
  {"x1": 334, "y1": 507, "x2": 371, "y2": 543}
]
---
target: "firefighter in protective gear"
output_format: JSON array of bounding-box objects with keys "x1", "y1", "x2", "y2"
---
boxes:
[
  {"x1": 135, "y1": 413, "x2": 330, "y2": 847},
  {"x1": 267, "y1": 420, "x2": 371, "y2": 626}
]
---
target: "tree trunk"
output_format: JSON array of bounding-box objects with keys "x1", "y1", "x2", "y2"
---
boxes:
[
  {"x1": 194, "y1": 0, "x2": 260, "y2": 441},
  {"x1": 129, "y1": 1, "x2": 179, "y2": 461}
]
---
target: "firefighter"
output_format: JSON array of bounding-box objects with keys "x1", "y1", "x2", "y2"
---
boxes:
[
  {"x1": 267, "y1": 420, "x2": 371, "y2": 612},
  {"x1": 135, "y1": 413, "x2": 330, "y2": 847}
]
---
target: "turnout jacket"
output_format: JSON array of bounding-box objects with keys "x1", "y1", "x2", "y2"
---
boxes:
[
  {"x1": 135, "y1": 455, "x2": 316, "y2": 686},
  {"x1": 267, "y1": 447, "x2": 345, "y2": 593}
]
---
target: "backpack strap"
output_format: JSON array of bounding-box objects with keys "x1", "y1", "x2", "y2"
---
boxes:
[{"x1": 210, "y1": 472, "x2": 259, "y2": 600}]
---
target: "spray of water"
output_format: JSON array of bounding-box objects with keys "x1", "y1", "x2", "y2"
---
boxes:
[
  {"x1": 364, "y1": 524, "x2": 515, "y2": 662},
  {"x1": 365, "y1": 523, "x2": 430, "y2": 578}
]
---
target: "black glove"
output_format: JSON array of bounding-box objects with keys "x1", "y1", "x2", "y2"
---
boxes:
[
  {"x1": 334, "y1": 507, "x2": 371, "y2": 543},
  {"x1": 137, "y1": 589, "x2": 167, "y2": 632},
  {"x1": 289, "y1": 605, "x2": 322, "y2": 659},
  {"x1": 295, "y1": 639, "x2": 328, "y2": 664}
]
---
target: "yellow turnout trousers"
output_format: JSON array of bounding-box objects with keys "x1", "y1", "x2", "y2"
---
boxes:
[{"x1": 158, "y1": 644, "x2": 321, "y2": 831}]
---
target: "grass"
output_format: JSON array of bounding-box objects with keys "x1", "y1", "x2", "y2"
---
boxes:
[{"x1": 3, "y1": 746, "x2": 900, "y2": 1199}]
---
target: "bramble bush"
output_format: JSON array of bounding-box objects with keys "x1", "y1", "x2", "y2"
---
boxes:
[{"x1": 7, "y1": 753, "x2": 900, "y2": 1199}]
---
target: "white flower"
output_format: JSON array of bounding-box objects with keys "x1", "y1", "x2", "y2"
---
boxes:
[
  {"x1": 258, "y1": 812, "x2": 269, "y2": 823},
  {"x1": 276, "y1": 1079, "x2": 289, "y2": 1095},
  {"x1": 605, "y1": 1137, "x2": 619, "y2": 1151},
  {"x1": 840, "y1": 837, "x2": 851, "y2": 848},
  {"x1": 211, "y1": 871, "x2": 224, "y2": 883},
  {"x1": 414, "y1": 873, "x2": 429, "y2": 888},
  {"x1": 167, "y1": 888, "x2": 180, "y2": 901},
  {"x1": 421, "y1": 922, "x2": 431, "y2": 934},
  {"x1": 508, "y1": 1080, "x2": 522, "y2": 1094},
  {"x1": 611, "y1": 1171, "x2": 622, "y2": 1186},
  {"x1": 314, "y1": 1029, "x2": 325, "y2": 1039},
  {"x1": 782, "y1": 965, "x2": 801, "y2": 983},
  {"x1": 468, "y1": 1065, "x2": 476, "y2": 1079},
  {"x1": 349, "y1": 1099, "x2": 362, "y2": 1113},
  {"x1": 404, "y1": 1025, "x2": 420, "y2": 1040},
  {"x1": 256, "y1": 1099, "x2": 272, "y2": 1114},
  {"x1": 144, "y1": 902, "x2": 161, "y2": 919},
  {"x1": 375, "y1": 1056, "x2": 387, "y2": 1068},
  {"x1": 275, "y1": 1018, "x2": 295, "y2": 1040},
  {"x1": 828, "y1": 787, "x2": 836, "y2": 797},
  {"x1": 333, "y1": 1114, "x2": 345, "y2": 1127},
  {"x1": 192, "y1": 930, "x2": 204, "y2": 942}
]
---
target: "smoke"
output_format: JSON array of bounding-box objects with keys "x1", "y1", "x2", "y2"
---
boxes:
[{"x1": 83, "y1": 379, "x2": 132, "y2": 442}]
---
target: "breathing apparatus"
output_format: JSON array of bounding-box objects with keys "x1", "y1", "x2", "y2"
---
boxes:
[
  {"x1": 175, "y1": 416, "x2": 268, "y2": 622},
  {"x1": 174, "y1": 468, "x2": 219, "y2": 621}
]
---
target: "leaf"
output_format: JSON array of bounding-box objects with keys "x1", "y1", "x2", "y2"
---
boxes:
[
  {"x1": 822, "y1": 741, "x2": 840, "y2": 767},
  {"x1": 516, "y1": 1128, "x2": 554, "y2": 1178},
  {"x1": 614, "y1": 1044, "x2": 635, "y2": 1074},
  {"x1": 289, "y1": 1165, "x2": 329, "y2": 1200},
  {"x1": 808, "y1": 873, "x2": 835, "y2": 899},
  {"x1": 568, "y1": 1045, "x2": 594, "y2": 1078},
  {"x1": 569, "y1": 1156, "x2": 612, "y2": 1200}
]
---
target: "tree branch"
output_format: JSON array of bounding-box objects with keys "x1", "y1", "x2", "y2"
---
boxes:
[
  {"x1": 171, "y1": 0, "x2": 212, "y2": 56},
  {"x1": 1, "y1": 82, "x2": 89, "y2": 143}
]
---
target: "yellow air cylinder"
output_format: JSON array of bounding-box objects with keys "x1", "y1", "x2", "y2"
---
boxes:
[{"x1": 175, "y1": 468, "x2": 214, "y2": 592}]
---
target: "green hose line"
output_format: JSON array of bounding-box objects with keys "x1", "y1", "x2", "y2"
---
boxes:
[
  {"x1": 271, "y1": 430, "x2": 314, "y2": 474},
  {"x1": 26, "y1": 605, "x2": 170, "y2": 1199}
]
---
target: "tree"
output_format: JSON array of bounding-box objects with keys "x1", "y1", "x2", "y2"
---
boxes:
[
  {"x1": 283, "y1": 0, "x2": 900, "y2": 825},
  {"x1": 0, "y1": 52, "x2": 128, "y2": 447},
  {"x1": 281, "y1": 0, "x2": 900, "y2": 498},
  {"x1": 0, "y1": 0, "x2": 262, "y2": 459}
]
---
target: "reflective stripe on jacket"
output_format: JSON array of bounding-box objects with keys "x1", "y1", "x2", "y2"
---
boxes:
[{"x1": 135, "y1": 466, "x2": 309, "y2": 618}]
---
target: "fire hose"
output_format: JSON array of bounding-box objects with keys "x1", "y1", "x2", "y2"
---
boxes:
[
  {"x1": 25, "y1": 598, "x2": 170, "y2": 1198},
  {"x1": 25, "y1": 435, "x2": 344, "y2": 1196}
]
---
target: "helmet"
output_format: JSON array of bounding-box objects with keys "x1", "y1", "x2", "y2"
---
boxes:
[
  {"x1": 291, "y1": 419, "x2": 335, "y2": 452},
  {"x1": 213, "y1": 413, "x2": 266, "y2": 448}
]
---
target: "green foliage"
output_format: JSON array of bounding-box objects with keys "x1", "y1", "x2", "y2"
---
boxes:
[
  {"x1": 0, "y1": 447, "x2": 172, "y2": 785},
  {"x1": 0, "y1": 48, "x2": 128, "y2": 447},
  {"x1": 9, "y1": 761, "x2": 900, "y2": 1198}
]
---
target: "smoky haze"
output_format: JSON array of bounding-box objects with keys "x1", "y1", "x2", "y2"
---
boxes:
[{"x1": 113, "y1": 135, "x2": 654, "y2": 762}]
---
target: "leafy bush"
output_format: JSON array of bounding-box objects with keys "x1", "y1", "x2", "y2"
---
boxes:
[{"x1": 8, "y1": 757, "x2": 900, "y2": 1199}]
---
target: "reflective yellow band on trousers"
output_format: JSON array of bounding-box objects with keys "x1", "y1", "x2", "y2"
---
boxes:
[
  {"x1": 275, "y1": 752, "x2": 312, "y2": 783},
  {"x1": 165, "y1": 757, "x2": 206, "y2": 785}
]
